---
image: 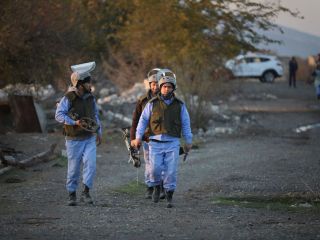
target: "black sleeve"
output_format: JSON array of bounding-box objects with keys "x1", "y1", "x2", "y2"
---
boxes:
[{"x1": 130, "y1": 101, "x2": 143, "y2": 141}]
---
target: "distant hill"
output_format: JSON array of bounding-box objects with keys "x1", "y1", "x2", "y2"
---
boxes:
[{"x1": 256, "y1": 26, "x2": 320, "y2": 58}]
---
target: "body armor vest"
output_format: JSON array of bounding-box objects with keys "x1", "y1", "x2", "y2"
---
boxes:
[
  {"x1": 149, "y1": 96, "x2": 182, "y2": 138},
  {"x1": 63, "y1": 91, "x2": 96, "y2": 139}
]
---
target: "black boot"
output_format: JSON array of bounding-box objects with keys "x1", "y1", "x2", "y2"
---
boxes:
[
  {"x1": 166, "y1": 190, "x2": 174, "y2": 208},
  {"x1": 68, "y1": 192, "x2": 77, "y2": 206},
  {"x1": 145, "y1": 186, "x2": 153, "y2": 199},
  {"x1": 152, "y1": 185, "x2": 161, "y2": 203},
  {"x1": 80, "y1": 184, "x2": 93, "y2": 204},
  {"x1": 160, "y1": 182, "x2": 166, "y2": 200}
]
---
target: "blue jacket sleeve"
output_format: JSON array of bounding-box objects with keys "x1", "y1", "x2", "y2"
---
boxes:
[
  {"x1": 93, "y1": 100, "x2": 102, "y2": 136},
  {"x1": 181, "y1": 104, "x2": 193, "y2": 144},
  {"x1": 55, "y1": 96, "x2": 76, "y2": 125},
  {"x1": 136, "y1": 102, "x2": 152, "y2": 140}
]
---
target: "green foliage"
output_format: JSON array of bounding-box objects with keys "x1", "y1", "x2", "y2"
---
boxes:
[
  {"x1": 116, "y1": 0, "x2": 299, "y2": 69},
  {"x1": 0, "y1": 0, "x2": 121, "y2": 87},
  {"x1": 110, "y1": 0, "x2": 299, "y2": 128},
  {"x1": 112, "y1": 180, "x2": 145, "y2": 195},
  {"x1": 3, "y1": 1, "x2": 64, "y2": 87},
  {"x1": 52, "y1": 155, "x2": 68, "y2": 168}
]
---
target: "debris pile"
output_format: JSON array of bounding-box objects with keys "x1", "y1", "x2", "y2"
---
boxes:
[
  {"x1": 0, "y1": 142, "x2": 57, "y2": 175},
  {"x1": 2, "y1": 84, "x2": 55, "y2": 101}
]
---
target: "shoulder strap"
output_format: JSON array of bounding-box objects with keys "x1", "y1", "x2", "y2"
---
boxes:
[
  {"x1": 174, "y1": 96, "x2": 184, "y2": 105},
  {"x1": 65, "y1": 91, "x2": 77, "y2": 102},
  {"x1": 149, "y1": 95, "x2": 159, "y2": 103},
  {"x1": 138, "y1": 93, "x2": 148, "y2": 104}
]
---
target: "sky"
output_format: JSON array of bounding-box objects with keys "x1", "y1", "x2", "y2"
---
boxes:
[{"x1": 267, "y1": 0, "x2": 320, "y2": 37}]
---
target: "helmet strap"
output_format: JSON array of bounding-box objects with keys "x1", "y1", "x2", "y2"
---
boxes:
[{"x1": 160, "y1": 91, "x2": 174, "y2": 100}]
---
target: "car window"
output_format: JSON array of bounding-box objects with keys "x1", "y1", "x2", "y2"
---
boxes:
[
  {"x1": 260, "y1": 58, "x2": 270, "y2": 62},
  {"x1": 234, "y1": 56, "x2": 273, "y2": 65},
  {"x1": 236, "y1": 58, "x2": 245, "y2": 64},
  {"x1": 244, "y1": 57, "x2": 255, "y2": 63}
]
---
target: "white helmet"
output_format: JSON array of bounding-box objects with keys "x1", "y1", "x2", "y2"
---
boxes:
[
  {"x1": 70, "y1": 61, "x2": 96, "y2": 87},
  {"x1": 157, "y1": 68, "x2": 177, "y2": 89},
  {"x1": 147, "y1": 68, "x2": 161, "y2": 83}
]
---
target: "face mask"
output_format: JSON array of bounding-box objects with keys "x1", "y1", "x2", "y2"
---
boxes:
[
  {"x1": 78, "y1": 83, "x2": 91, "y2": 93},
  {"x1": 84, "y1": 85, "x2": 92, "y2": 93}
]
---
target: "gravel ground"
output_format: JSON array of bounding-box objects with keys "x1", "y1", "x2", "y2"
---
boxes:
[{"x1": 1, "y1": 78, "x2": 320, "y2": 240}]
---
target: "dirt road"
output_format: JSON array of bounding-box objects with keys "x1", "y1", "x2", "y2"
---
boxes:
[{"x1": 1, "y1": 79, "x2": 320, "y2": 240}]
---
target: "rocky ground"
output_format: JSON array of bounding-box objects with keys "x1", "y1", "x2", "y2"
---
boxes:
[{"x1": 1, "y1": 78, "x2": 320, "y2": 240}]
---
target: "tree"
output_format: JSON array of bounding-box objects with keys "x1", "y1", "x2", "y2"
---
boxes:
[
  {"x1": 110, "y1": 0, "x2": 299, "y2": 128},
  {"x1": 0, "y1": 1, "x2": 72, "y2": 87},
  {"x1": 0, "y1": 0, "x2": 121, "y2": 88},
  {"x1": 116, "y1": 0, "x2": 298, "y2": 69}
]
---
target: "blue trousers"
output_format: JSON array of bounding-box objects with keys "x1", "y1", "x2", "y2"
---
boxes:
[
  {"x1": 148, "y1": 140, "x2": 180, "y2": 191},
  {"x1": 142, "y1": 142, "x2": 152, "y2": 187},
  {"x1": 314, "y1": 80, "x2": 320, "y2": 97},
  {"x1": 65, "y1": 136, "x2": 96, "y2": 192},
  {"x1": 316, "y1": 84, "x2": 320, "y2": 96}
]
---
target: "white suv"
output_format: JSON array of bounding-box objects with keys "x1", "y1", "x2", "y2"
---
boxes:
[{"x1": 225, "y1": 53, "x2": 283, "y2": 83}]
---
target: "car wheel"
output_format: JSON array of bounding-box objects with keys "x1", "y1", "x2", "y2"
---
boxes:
[
  {"x1": 259, "y1": 77, "x2": 266, "y2": 83},
  {"x1": 262, "y1": 71, "x2": 275, "y2": 83}
]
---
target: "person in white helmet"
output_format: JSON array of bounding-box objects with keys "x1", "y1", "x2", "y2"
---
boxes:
[
  {"x1": 55, "y1": 62, "x2": 102, "y2": 206},
  {"x1": 132, "y1": 69, "x2": 192, "y2": 208},
  {"x1": 130, "y1": 68, "x2": 166, "y2": 199}
]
